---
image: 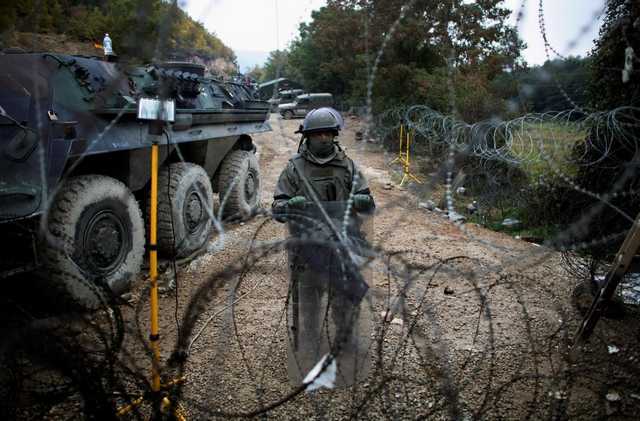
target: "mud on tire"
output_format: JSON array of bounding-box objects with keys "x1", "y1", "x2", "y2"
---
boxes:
[
  {"x1": 154, "y1": 162, "x2": 214, "y2": 258},
  {"x1": 218, "y1": 149, "x2": 261, "y2": 220},
  {"x1": 42, "y1": 175, "x2": 145, "y2": 308}
]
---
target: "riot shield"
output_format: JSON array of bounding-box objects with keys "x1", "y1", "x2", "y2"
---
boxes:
[{"x1": 285, "y1": 200, "x2": 373, "y2": 389}]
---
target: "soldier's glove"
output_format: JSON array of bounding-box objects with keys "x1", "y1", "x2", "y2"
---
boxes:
[
  {"x1": 287, "y1": 196, "x2": 307, "y2": 209},
  {"x1": 271, "y1": 203, "x2": 288, "y2": 222},
  {"x1": 352, "y1": 194, "x2": 374, "y2": 212}
]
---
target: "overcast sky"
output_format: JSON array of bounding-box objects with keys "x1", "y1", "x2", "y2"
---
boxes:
[
  {"x1": 504, "y1": 0, "x2": 605, "y2": 64},
  {"x1": 183, "y1": 0, "x2": 606, "y2": 72}
]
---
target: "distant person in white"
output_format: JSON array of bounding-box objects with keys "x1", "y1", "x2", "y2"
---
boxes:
[{"x1": 103, "y1": 33, "x2": 113, "y2": 56}]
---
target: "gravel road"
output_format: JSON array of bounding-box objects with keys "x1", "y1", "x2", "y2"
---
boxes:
[{"x1": 120, "y1": 113, "x2": 640, "y2": 420}]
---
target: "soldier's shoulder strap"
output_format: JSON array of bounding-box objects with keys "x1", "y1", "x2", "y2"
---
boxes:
[
  {"x1": 289, "y1": 155, "x2": 306, "y2": 181},
  {"x1": 289, "y1": 154, "x2": 305, "y2": 172},
  {"x1": 347, "y1": 156, "x2": 356, "y2": 192}
]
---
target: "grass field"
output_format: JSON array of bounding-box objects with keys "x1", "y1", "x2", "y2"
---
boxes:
[{"x1": 509, "y1": 121, "x2": 586, "y2": 180}]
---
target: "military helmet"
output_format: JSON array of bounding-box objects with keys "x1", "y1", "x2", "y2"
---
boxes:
[{"x1": 296, "y1": 107, "x2": 344, "y2": 135}]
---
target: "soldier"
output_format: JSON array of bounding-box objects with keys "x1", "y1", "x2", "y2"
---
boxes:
[
  {"x1": 272, "y1": 107, "x2": 374, "y2": 387},
  {"x1": 272, "y1": 107, "x2": 374, "y2": 215}
]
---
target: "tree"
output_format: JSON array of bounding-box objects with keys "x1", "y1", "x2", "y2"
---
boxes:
[
  {"x1": 503, "y1": 56, "x2": 591, "y2": 114},
  {"x1": 0, "y1": 2, "x2": 17, "y2": 38},
  {"x1": 2, "y1": 0, "x2": 236, "y2": 64},
  {"x1": 587, "y1": 0, "x2": 640, "y2": 109},
  {"x1": 262, "y1": 50, "x2": 297, "y2": 81},
  {"x1": 569, "y1": 0, "x2": 640, "y2": 259},
  {"x1": 246, "y1": 64, "x2": 265, "y2": 82},
  {"x1": 283, "y1": 0, "x2": 523, "y2": 118}
]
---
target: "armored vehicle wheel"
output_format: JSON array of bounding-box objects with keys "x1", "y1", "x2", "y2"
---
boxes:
[
  {"x1": 218, "y1": 150, "x2": 261, "y2": 220},
  {"x1": 43, "y1": 175, "x2": 145, "y2": 308},
  {"x1": 153, "y1": 163, "x2": 214, "y2": 258},
  {"x1": 283, "y1": 110, "x2": 294, "y2": 120}
]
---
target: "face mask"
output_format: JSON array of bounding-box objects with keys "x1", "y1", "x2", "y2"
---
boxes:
[{"x1": 307, "y1": 134, "x2": 335, "y2": 158}]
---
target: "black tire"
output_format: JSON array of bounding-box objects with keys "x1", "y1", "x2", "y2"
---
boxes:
[
  {"x1": 43, "y1": 175, "x2": 145, "y2": 308},
  {"x1": 218, "y1": 150, "x2": 261, "y2": 220},
  {"x1": 283, "y1": 110, "x2": 294, "y2": 120},
  {"x1": 153, "y1": 162, "x2": 214, "y2": 258}
]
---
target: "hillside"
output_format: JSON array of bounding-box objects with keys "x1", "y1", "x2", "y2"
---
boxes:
[
  {"x1": 0, "y1": 0, "x2": 236, "y2": 73},
  {"x1": 3, "y1": 32, "x2": 100, "y2": 56}
]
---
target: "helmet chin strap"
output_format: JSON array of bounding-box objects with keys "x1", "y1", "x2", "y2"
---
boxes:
[{"x1": 297, "y1": 135, "x2": 306, "y2": 153}]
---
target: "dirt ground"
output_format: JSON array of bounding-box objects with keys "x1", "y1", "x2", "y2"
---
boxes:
[{"x1": 114, "y1": 113, "x2": 640, "y2": 420}]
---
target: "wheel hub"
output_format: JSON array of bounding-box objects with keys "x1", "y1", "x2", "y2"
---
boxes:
[
  {"x1": 83, "y1": 210, "x2": 127, "y2": 274},
  {"x1": 244, "y1": 174, "x2": 256, "y2": 199},
  {"x1": 185, "y1": 190, "x2": 204, "y2": 233}
]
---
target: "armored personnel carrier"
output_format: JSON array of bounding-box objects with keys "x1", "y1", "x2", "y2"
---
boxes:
[{"x1": 0, "y1": 52, "x2": 270, "y2": 303}]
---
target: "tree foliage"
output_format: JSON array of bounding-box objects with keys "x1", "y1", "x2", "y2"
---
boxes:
[
  {"x1": 491, "y1": 56, "x2": 591, "y2": 114},
  {"x1": 261, "y1": 50, "x2": 298, "y2": 82},
  {"x1": 588, "y1": 0, "x2": 640, "y2": 110},
  {"x1": 268, "y1": 0, "x2": 523, "y2": 120},
  {"x1": 246, "y1": 64, "x2": 265, "y2": 82},
  {"x1": 569, "y1": 0, "x2": 640, "y2": 259}
]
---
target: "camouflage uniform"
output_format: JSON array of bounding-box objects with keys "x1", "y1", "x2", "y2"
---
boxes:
[
  {"x1": 272, "y1": 142, "x2": 372, "y2": 210},
  {"x1": 273, "y1": 107, "x2": 373, "y2": 386}
]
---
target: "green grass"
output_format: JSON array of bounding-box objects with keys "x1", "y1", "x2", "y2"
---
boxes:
[
  {"x1": 467, "y1": 205, "x2": 560, "y2": 243},
  {"x1": 509, "y1": 121, "x2": 586, "y2": 180},
  {"x1": 403, "y1": 121, "x2": 586, "y2": 244}
]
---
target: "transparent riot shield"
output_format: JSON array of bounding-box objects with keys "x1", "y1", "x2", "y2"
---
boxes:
[{"x1": 285, "y1": 200, "x2": 373, "y2": 389}]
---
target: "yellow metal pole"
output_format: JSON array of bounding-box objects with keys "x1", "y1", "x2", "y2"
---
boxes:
[
  {"x1": 117, "y1": 142, "x2": 186, "y2": 418},
  {"x1": 117, "y1": 120, "x2": 187, "y2": 419},
  {"x1": 391, "y1": 123, "x2": 405, "y2": 165},
  {"x1": 408, "y1": 129, "x2": 412, "y2": 163},
  {"x1": 398, "y1": 124, "x2": 407, "y2": 162},
  {"x1": 115, "y1": 397, "x2": 144, "y2": 417},
  {"x1": 405, "y1": 128, "x2": 410, "y2": 174},
  {"x1": 149, "y1": 142, "x2": 161, "y2": 393},
  {"x1": 400, "y1": 125, "x2": 409, "y2": 186},
  {"x1": 399, "y1": 128, "x2": 423, "y2": 186},
  {"x1": 403, "y1": 128, "x2": 410, "y2": 177},
  {"x1": 399, "y1": 123, "x2": 404, "y2": 163}
]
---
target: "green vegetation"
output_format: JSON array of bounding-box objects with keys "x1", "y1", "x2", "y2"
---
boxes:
[
  {"x1": 510, "y1": 122, "x2": 585, "y2": 180},
  {"x1": 252, "y1": 0, "x2": 636, "y2": 253},
  {"x1": 259, "y1": 50, "x2": 292, "y2": 83},
  {"x1": 1, "y1": 0, "x2": 635, "y2": 255},
  {"x1": 257, "y1": 0, "x2": 523, "y2": 121},
  {"x1": 568, "y1": 0, "x2": 640, "y2": 259},
  {"x1": 249, "y1": 1, "x2": 591, "y2": 120},
  {"x1": 468, "y1": 210, "x2": 559, "y2": 241},
  {"x1": 493, "y1": 56, "x2": 590, "y2": 114},
  {"x1": 0, "y1": 0, "x2": 235, "y2": 64}
]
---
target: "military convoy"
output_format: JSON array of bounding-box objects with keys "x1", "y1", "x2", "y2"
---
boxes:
[
  {"x1": 267, "y1": 89, "x2": 305, "y2": 112},
  {"x1": 278, "y1": 93, "x2": 334, "y2": 119},
  {"x1": 0, "y1": 52, "x2": 271, "y2": 303}
]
